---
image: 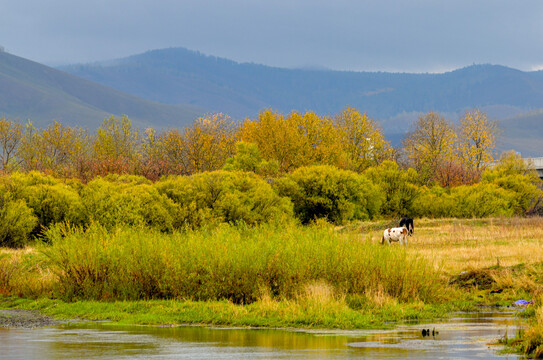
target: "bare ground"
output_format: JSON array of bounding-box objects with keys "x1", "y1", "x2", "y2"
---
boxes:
[{"x1": 0, "y1": 309, "x2": 66, "y2": 328}]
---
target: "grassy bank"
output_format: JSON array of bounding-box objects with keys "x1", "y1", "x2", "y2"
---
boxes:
[
  {"x1": 2, "y1": 222, "x2": 445, "y2": 303},
  {"x1": 0, "y1": 296, "x2": 457, "y2": 329}
]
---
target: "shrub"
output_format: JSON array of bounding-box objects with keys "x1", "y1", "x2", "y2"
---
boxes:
[
  {"x1": 81, "y1": 174, "x2": 176, "y2": 231},
  {"x1": 364, "y1": 160, "x2": 419, "y2": 217},
  {"x1": 223, "y1": 141, "x2": 279, "y2": 177},
  {"x1": 155, "y1": 170, "x2": 293, "y2": 228},
  {"x1": 413, "y1": 183, "x2": 518, "y2": 218},
  {"x1": 0, "y1": 196, "x2": 37, "y2": 248},
  {"x1": 451, "y1": 183, "x2": 517, "y2": 218},
  {"x1": 412, "y1": 186, "x2": 455, "y2": 218},
  {"x1": 0, "y1": 172, "x2": 84, "y2": 234},
  {"x1": 482, "y1": 154, "x2": 543, "y2": 215},
  {"x1": 275, "y1": 165, "x2": 383, "y2": 224}
]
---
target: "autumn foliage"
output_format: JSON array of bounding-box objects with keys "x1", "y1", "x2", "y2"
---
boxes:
[{"x1": 0, "y1": 108, "x2": 541, "y2": 247}]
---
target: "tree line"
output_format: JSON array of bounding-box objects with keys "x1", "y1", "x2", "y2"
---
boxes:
[{"x1": 0, "y1": 107, "x2": 498, "y2": 186}]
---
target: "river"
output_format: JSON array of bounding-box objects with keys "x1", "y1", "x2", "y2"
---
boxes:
[{"x1": 0, "y1": 311, "x2": 523, "y2": 359}]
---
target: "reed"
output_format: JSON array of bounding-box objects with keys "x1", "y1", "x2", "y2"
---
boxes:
[{"x1": 39, "y1": 222, "x2": 444, "y2": 304}]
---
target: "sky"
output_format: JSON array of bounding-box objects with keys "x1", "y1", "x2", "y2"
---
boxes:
[{"x1": 2, "y1": 0, "x2": 543, "y2": 73}]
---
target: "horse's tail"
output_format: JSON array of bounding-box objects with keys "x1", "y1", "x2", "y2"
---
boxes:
[{"x1": 380, "y1": 235, "x2": 385, "y2": 245}]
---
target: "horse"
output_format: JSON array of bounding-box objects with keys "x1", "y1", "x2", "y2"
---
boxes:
[
  {"x1": 399, "y1": 217, "x2": 414, "y2": 235},
  {"x1": 381, "y1": 226, "x2": 409, "y2": 246}
]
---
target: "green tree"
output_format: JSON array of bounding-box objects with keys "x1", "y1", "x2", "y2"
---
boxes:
[
  {"x1": 93, "y1": 115, "x2": 140, "y2": 166},
  {"x1": 223, "y1": 142, "x2": 279, "y2": 176},
  {"x1": 183, "y1": 113, "x2": 238, "y2": 173}
]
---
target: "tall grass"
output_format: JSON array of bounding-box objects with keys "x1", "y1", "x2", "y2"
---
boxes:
[{"x1": 41, "y1": 223, "x2": 444, "y2": 304}]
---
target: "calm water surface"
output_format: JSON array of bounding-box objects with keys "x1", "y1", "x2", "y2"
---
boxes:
[{"x1": 1, "y1": 312, "x2": 523, "y2": 359}]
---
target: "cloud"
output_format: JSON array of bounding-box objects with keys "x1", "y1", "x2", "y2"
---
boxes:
[{"x1": 1, "y1": 0, "x2": 542, "y2": 72}]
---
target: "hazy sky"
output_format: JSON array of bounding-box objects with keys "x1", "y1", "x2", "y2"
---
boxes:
[{"x1": 2, "y1": 0, "x2": 542, "y2": 73}]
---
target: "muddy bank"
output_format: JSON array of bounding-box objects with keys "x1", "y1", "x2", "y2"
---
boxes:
[{"x1": 0, "y1": 309, "x2": 67, "y2": 328}]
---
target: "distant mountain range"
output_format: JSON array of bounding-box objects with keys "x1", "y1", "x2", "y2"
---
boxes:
[
  {"x1": 0, "y1": 50, "x2": 203, "y2": 130},
  {"x1": 59, "y1": 48, "x2": 543, "y2": 118},
  {"x1": 1, "y1": 47, "x2": 542, "y2": 155},
  {"x1": 59, "y1": 48, "x2": 543, "y2": 155}
]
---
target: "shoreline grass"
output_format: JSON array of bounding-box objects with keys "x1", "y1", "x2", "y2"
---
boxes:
[{"x1": 0, "y1": 296, "x2": 462, "y2": 330}]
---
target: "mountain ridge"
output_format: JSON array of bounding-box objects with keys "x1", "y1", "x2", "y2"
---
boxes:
[
  {"x1": 0, "y1": 51, "x2": 204, "y2": 130},
  {"x1": 60, "y1": 47, "x2": 543, "y2": 122}
]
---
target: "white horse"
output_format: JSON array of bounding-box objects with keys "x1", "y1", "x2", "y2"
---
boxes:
[{"x1": 381, "y1": 226, "x2": 408, "y2": 246}]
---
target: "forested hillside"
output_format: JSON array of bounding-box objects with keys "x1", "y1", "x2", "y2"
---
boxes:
[
  {"x1": 61, "y1": 47, "x2": 543, "y2": 121},
  {"x1": 0, "y1": 51, "x2": 204, "y2": 129}
]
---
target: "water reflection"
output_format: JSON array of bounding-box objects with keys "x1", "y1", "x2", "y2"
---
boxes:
[{"x1": 1, "y1": 312, "x2": 523, "y2": 359}]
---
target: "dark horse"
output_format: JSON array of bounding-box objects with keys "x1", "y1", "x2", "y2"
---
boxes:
[{"x1": 399, "y1": 217, "x2": 414, "y2": 235}]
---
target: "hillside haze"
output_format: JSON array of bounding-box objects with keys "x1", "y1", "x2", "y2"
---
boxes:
[
  {"x1": 60, "y1": 48, "x2": 543, "y2": 155},
  {"x1": 59, "y1": 48, "x2": 543, "y2": 118},
  {"x1": 0, "y1": 50, "x2": 204, "y2": 130},
  {"x1": 1, "y1": 48, "x2": 542, "y2": 156}
]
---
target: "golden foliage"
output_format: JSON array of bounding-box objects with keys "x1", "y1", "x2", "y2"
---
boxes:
[
  {"x1": 334, "y1": 107, "x2": 392, "y2": 172},
  {"x1": 458, "y1": 109, "x2": 498, "y2": 171}
]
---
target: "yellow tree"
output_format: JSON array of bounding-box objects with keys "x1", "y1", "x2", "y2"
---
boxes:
[
  {"x1": 334, "y1": 107, "x2": 392, "y2": 172},
  {"x1": 458, "y1": 109, "x2": 498, "y2": 172},
  {"x1": 160, "y1": 129, "x2": 189, "y2": 174},
  {"x1": 40, "y1": 121, "x2": 89, "y2": 176},
  {"x1": 183, "y1": 113, "x2": 238, "y2": 173},
  {"x1": 240, "y1": 110, "x2": 307, "y2": 173},
  {"x1": 93, "y1": 116, "x2": 140, "y2": 173},
  {"x1": 289, "y1": 111, "x2": 343, "y2": 167},
  {"x1": 0, "y1": 117, "x2": 22, "y2": 172},
  {"x1": 402, "y1": 111, "x2": 457, "y2": 184},
  {"x1": 139, "y1": 128, "x2": 169, "y2": 180}
]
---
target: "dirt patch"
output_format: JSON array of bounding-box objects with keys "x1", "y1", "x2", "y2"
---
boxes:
[
  {"x1": 0, "y1": 309, "x2": 65, "y2": 328},
  {"x1": 449, "y1": 269, "x2": 496, "y2": 290}
]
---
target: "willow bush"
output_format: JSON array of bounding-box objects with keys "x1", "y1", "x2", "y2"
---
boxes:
[
  {"x1": 80, "y1": 174, "x2": 177, "y2": 231},
  {"x1": 155, "y1": 170, "x2": 293, "y2": 228},
  {"x1": 275, "y1": 165, "x2": 383, "y2": 224}
]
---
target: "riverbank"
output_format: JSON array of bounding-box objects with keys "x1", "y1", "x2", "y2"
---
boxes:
[
  {"x1": 0, "y1": 296, "x2": 464, "y2": 329},
  {"x1": 2, "y1": 218, "x2": 542, "y2": 355},
  {"x1": 0, "y1": 309, "x2": 66, "y2": 328}
]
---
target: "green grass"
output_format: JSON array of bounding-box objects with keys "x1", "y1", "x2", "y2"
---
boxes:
[
  {"x1": 0, "y1": 296, "x2": 456, "y2": 329},
  {"x1": 39, "y1": 222, "x2": 445, "y2": 304}
]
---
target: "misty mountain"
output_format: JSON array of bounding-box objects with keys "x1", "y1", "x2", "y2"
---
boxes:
[
  {"x1": 498, "y1": 110, "x2": 543, "y2": 157},
  {"x1": 0, "y1": 50, "x2": 204, "y2": 130},
  {"x1": 58, "y1": 48, "x2": 543, "y2": 155},
  {"x1": 60, "y1": 47, "x2": 543, "y2": 121},
  {"x1": 2, "y1": 47, "x2": 542, "y2": 156}
]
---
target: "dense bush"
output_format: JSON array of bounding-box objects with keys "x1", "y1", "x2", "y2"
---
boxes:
[
  {"x1": 412, "y1": 186, "x2": 455, "y2": 218},
  {"x1": 0, "y1": 172, "x2": 84, "y2": 236},
  {"x1": 481, "y1": 154, "x2": 543, "y2": 215},
  {"x1": 413, "y1": 184, "x2": 517, "y2": 218},
  {"x1": 364, "y1": 160, "x2": 419, "y2": 217},
  {"x1": 223, "y1": 141, "x2": 279, "y2": 177},
  {"x1": 451, "y1": 183, "x2": 517, "y2": 218},
  {"x1": 0, "y1": 196, "x2": 37, "y2": 248},
  {"x1": 81, "y1": 174, "x2": 177, "y2": 231},
  {"x1": 275, "y1": 165, "x2": 383, "y2": 224},
  {"x1": 155, "y1": 170, "x2": 293, "y2": 228}
]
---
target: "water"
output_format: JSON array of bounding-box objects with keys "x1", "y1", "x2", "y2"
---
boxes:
[{"x1": 0, "y1": 312, "x2": 523, "y2": 359}]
